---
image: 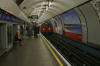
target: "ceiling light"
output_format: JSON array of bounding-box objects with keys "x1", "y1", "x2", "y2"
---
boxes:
[{"x1": 49, "y1": 2, "x2": 52, "y2": 7}]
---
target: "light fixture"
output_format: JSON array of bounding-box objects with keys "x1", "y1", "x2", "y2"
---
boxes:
[{"x1": 49, "y1": 1, "x2": 52, "y2": 7}]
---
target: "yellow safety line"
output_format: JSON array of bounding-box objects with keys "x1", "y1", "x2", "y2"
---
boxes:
[{"x1": 41, "y1": 35, "x2": 63, "y2": 66}]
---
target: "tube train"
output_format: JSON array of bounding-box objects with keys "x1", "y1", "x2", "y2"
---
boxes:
[{"x1": 40, "y1": 22, "x2": 53, "y2": 35}]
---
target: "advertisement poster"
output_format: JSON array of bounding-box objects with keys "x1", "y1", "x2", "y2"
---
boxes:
[{"x1": 60, "y1": 10, "x2": 82, "y2": 40}]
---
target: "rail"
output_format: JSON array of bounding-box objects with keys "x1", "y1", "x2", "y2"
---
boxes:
[{"x1": 44, "y1": 33, "x2": 100, "y2": 66}]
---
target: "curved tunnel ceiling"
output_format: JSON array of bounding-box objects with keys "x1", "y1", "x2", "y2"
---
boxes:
[
  {"x1": 20, "y1": 0, "x2": 89, "y2": 23},
  {"x1": 0, "y1": 0, "x2": 30, "y2": 22}
]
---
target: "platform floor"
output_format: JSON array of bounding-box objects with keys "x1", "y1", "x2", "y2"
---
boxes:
[{"x1": 0, "y1": 36, "x2": 59, "y2": 66}]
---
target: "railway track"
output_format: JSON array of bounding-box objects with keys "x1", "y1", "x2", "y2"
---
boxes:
[{"x1": 44, "y1": 33, "x2": 100, "y2": 66}]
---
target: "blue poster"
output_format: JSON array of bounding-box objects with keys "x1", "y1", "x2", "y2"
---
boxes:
[
  {"x1": 60, "y1": 10, "x2": 82, "y2": 40},
  {"x1": 60, "y1": 10, "x2": 80, "y2": 24}
]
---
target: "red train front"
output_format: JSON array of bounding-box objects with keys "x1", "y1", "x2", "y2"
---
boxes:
[{"x1": 40, "y1": 22, "x2": 53, "y2": 36}]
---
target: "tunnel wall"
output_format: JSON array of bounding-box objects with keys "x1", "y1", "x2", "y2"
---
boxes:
[
  {"x1": 76, "y1": 3, "x2": 100, "y2": 47},
  {"x1": 48, "y1": 17, "x2": 63, "y2": 35},
  {"x1": 49, "y1": 18, "x2": 58, "y2": 33},
  {"x1": 44, "y1": 2, "x2": 100, "y2": 48},
  {"x1": 53, "y1": 16, "x2": 63, "y2": 35},
  {"x1": 74, "y1": 8, "x2": 88, "y2": 43}
]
